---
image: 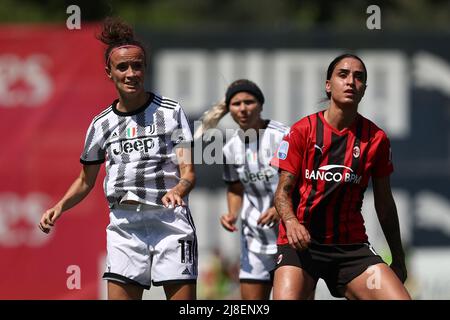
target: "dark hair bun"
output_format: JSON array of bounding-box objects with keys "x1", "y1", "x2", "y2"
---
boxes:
[{"x1": 97, "y1": 17, "x2": 134, "y2": 46}]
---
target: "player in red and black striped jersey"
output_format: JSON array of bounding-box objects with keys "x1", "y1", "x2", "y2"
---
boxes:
[
  {"x1": 271, "y1": 54, "x2": 411, "y2": 300},
  {"x1": 275, "y1": 110, "x2": 392, "y2": 245}
]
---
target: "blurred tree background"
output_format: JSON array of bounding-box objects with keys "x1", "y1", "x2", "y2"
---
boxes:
[{"x1": 0, "y1": 0, "x2": 449, "y2": 30}]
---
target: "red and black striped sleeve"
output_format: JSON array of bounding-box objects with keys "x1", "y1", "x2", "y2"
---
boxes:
[
  {"x1": 270, "y1": 119, "x2": 308, "y2": 177},
  {"x1": 371, "y1": 132, "x2": 394, "y2": 178}
]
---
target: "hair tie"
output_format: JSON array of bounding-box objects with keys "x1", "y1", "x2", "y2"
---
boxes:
[
  {"x1": 225, "y1": 83, "x2": 265, "y2": 108},
  {"x1": 106, "y1": 45, "x2": 143, "y2": 67}
]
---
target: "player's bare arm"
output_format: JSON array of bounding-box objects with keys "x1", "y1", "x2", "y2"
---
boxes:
[
  {"x1": 39, "y1": 164, "x2": 101, "y2": 233},
  {"x1": 162, "y1": 147, "x2": 195, "y2": 207},
  {"x1": 257, "y1": 207, "x2": 280, "y2": 226},
  {"x1": 221, "y1": 181, "x2": 243, "y2": 232},
  {"x1": 274, "y1": 170, "x2": 297, "y2": 221},
  {"x1": 274, "y1": 170, "x2": 311, "y2": 250},
  {"x1": 373, "y1": 175, "x2": 407, "y2": 282}
]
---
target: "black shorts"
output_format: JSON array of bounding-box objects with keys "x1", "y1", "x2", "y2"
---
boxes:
[{"x1": 274, "y1": 241, "x2": 385, "y2": 298}]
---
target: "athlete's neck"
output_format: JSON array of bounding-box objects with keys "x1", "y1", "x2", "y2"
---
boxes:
[
  {"x1": 324, "y1": 104, "x2": 358, "y2": 131},
  {"x1": 252, "y1": 118, "x2": 267, "y2": 131},
  {"x1": 240, "y1": 117, "x2": 266, "y2": 132},
  {"x1": 117, "y1": 92, "x2": 149, "y2": 113}
]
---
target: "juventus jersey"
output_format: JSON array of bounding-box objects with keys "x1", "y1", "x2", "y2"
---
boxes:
[
  {"x1": 223, "y1": 120, "x2": 290, "y2": 254},
  {"x1": 80, "y1": 93, "x2": 193, "y2": 207},
  {"x1": 271, "y1": 111, "x2": 393, "y2": 245}
]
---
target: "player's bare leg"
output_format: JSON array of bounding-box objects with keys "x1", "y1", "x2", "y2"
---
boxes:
[
  {"x1": 273, "y1": 265, "x2": 316, "y2": 300},
  {"x1": 107, "y1": 281, "x2": 144, "y2": 300},
  {"x1": 164, "y1": 283, "x2": 196, "y2": 300},
  {"x1": 343, "y1": 263, "x2": 411, "y2": 300},
  {"x1": 241, "y1": 282, "x2": 272, "y2": 300}
]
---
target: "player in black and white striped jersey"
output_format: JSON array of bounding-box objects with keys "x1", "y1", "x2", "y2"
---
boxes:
[
  {"x1": 39, "y1": 17, "x2": 197, "y2": 300},
  {"x1": 195, "y1": 79, "x2": 289, "y2": 299},
  {"x1": 222, "y1": 120, "x2": 288, "y2": 256},
  {"x1": 81, "y1": 93, "x2": 192, "y2": 207}
]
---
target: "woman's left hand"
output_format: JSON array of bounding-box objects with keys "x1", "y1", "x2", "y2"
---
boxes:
[
  {"x1": 257, "y1": 207, "x2": 280, "y2": 227},
  {"x1": 162, "y1": 189, "x2": 185, "y2": 208}
]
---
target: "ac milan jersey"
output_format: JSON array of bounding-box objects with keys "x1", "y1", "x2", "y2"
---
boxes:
[
  {"x1": 80, "y1": 93, "x2": 193, "y2": 207},
  {"x1": 271, "y1": 111, "x2": 393, "y2": 245},
  {"x1": 223, "y1": 120, "x2": 290, "y2": 254}
]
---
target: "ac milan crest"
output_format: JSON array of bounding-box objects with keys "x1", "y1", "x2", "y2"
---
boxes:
[{"x1": 353, "y1": 146, "x2": 360, "y2": 158}]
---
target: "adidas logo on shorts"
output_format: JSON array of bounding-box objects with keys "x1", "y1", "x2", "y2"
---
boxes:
[{"x1": 181, "y1": 267, "x2": 191, "y2": 275}]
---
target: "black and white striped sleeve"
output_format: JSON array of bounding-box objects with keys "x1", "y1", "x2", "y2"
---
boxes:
[
  {"x1": 80, "y1": 119, "x2": 105, "y2": 165},
  {"x1": 172, "y1": 105, "x2": 193, "y2": 147}
]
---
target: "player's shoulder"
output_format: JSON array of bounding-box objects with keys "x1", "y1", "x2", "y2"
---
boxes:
[
  {"x1": 289, "y1": 113, "x2": 315, "y2": 135},
  {"x1": 359, "y1": 114, "x2": 390, "y2": 141},
  {"x1": 153, "y1": 93, "x2": 182, "y2": 111},
  {"x1": 267, "y1": 120, "x2": 290, "y2": 135},
  {"x1": 223, "y1": 130, "x2": 241, "y2": 152},
  {"x1": 91, "y1": 101, "x2": 115, "y2": 126}
]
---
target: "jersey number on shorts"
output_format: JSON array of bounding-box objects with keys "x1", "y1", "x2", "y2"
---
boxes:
[{"x1": 178, "y1": 239, "x2": 193, "y2": 263}]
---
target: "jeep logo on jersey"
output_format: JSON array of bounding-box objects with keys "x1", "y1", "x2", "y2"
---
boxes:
[
  {"x1": 305, "y1": 164, "x2": 362, "y2": 184},
  {"x1": 241, "y1": 168, "x2": 275, "y2": 184},
  {"x1": 112, "y1": 138, "x2": 155, "y2": 155}
]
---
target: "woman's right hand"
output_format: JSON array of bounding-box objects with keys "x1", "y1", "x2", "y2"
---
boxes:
[
  {"x1": 39, "y1": 205, "x2": 63, "y2": 234},
  {"x1": 220, "y1": 213, "x2": 238, "y2": 232},
  {"x1": 285, "y1": 218, "x2": 311, "y2": 250}
]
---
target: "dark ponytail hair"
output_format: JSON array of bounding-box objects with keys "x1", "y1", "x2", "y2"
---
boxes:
[
  {"x1": 326, "y1": 53, "x2": 367, "y2": 99},
  {"x1": 97, "y1": 17, "x2": 147, "y2": 67}
]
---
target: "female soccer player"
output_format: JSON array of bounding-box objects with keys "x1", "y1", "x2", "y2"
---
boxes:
[
  {"x1": 39, "y1": 17, "x2": 197, "y2": 300},
  {"x1": 271, "y1": 54, "x2": 411, "y2": 300},
  {"x1": 196, "y1": 79, "x2": 289, "y2": 299}
]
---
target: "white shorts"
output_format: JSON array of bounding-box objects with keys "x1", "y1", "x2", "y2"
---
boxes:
[
  {"x1": 103, "y1": 204, "x2": 198, "y2": 289},
  {"x1": 239, "y1": 236, "x2": 276, "y2": 282}
]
